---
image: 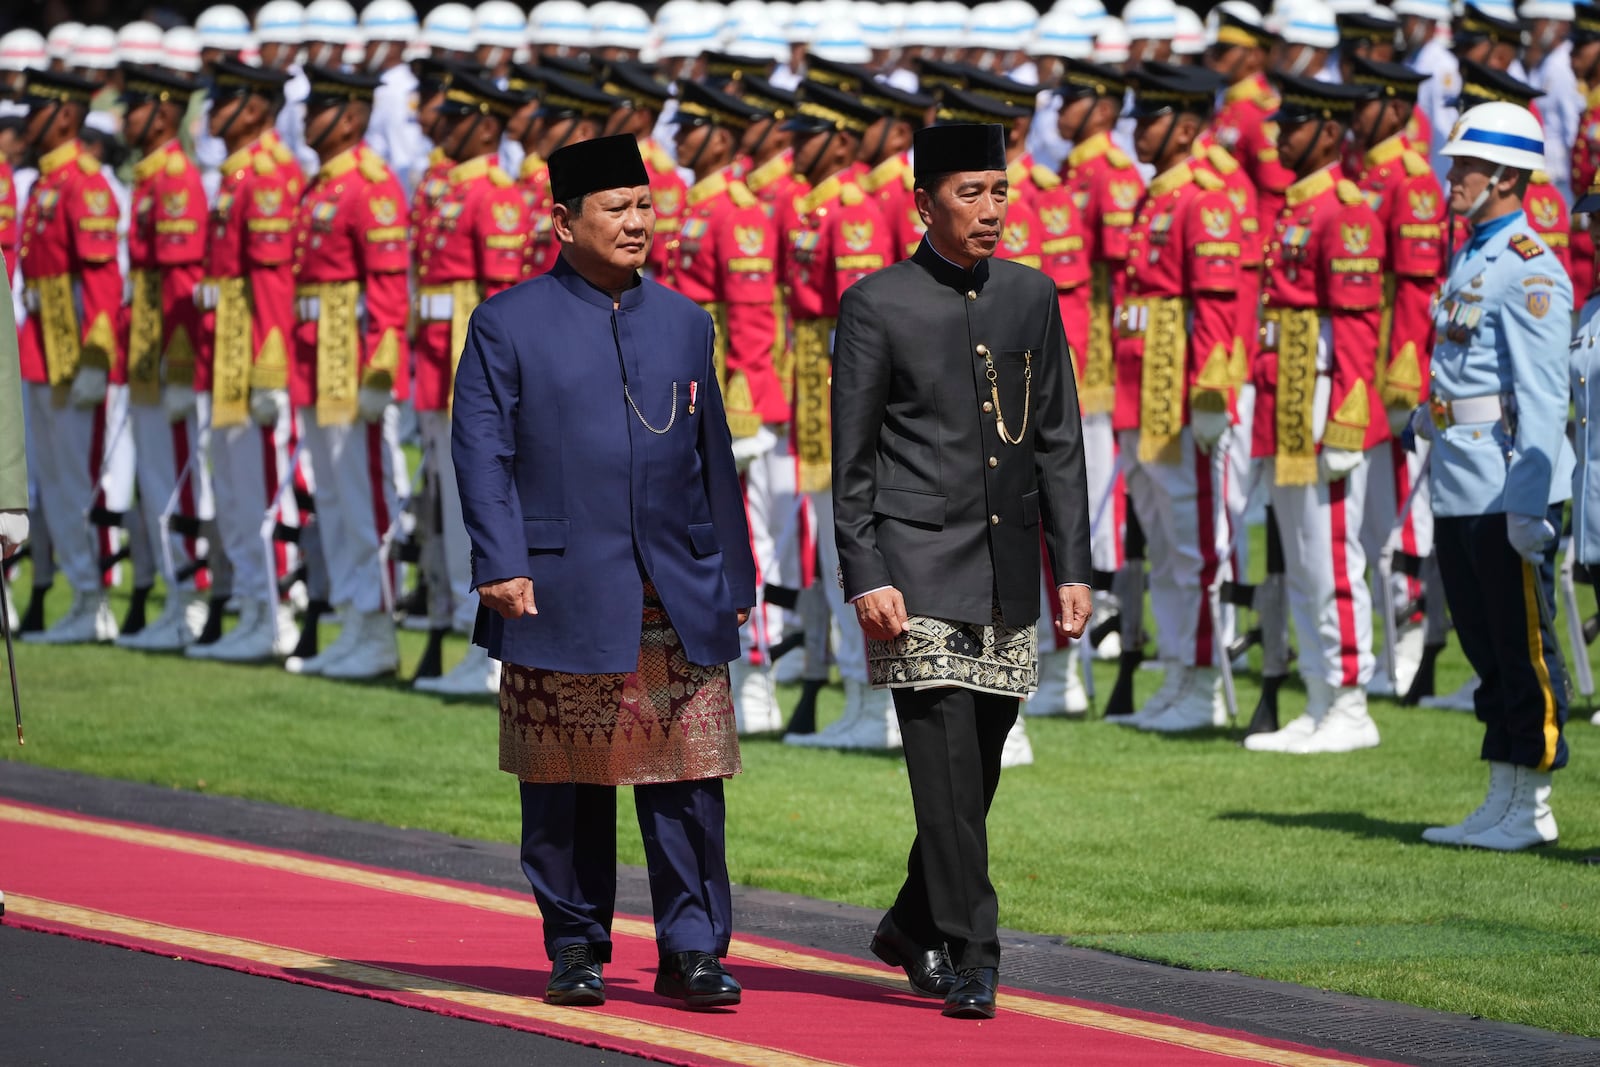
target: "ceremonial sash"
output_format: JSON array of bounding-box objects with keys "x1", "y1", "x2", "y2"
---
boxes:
[
  {"x1": 793, "y1": 317, "x2": 833, "y2": 493},
  {"x1": 1130, "y1": 294, "x2": 1187, "y2": 465},
  {"x1": 32, "y1": 275, "x2": 80, "y2": 387},
  {"x1": 1267, "y1": 306, "x2": 1322, "y2": 486},
  {"x1": 211, "y1": 277, "x2": 254, "y2": 427},
  {"x1": 305, "y1": 281, "x2": 362, "y2": 427},
  {"x1": 1080, "y1": 263, "x2": 1115, "y2": 414},
  {"x1": 126, "y1": 269, "x2": 164, "y2": 405}
]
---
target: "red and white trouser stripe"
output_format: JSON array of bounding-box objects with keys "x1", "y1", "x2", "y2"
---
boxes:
[
  {"x1": 299, "y1": 406, "x2": 401, "y2": 614},
  {"x1": 128, "y1": 400, "x2": 210, "y2": 592},
  {"x1": 1360, "y1": 436, "x2": 1432, "y2": 610},
  {"x1": 740, "y1": 434, "x2": 799, "y2": 663}
]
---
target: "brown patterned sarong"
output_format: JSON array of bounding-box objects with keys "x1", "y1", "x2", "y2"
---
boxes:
[{"x1": 498, "y1": 585, "x2": 742, "y2": 786}]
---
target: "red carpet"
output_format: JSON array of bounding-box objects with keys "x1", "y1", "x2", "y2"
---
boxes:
[{"x1": 0, "y1": 800, "x2": 1406, "y2": 1067}]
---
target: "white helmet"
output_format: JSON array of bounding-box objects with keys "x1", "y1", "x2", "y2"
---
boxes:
[
  {"x1": 0, "y1": 29, "x2": 47, "y2": 72},
  {"x1": 1027, "y1": 9, "x2": 1095, "y2": 57},
  {"x1": 659, "y1": 4, "x2": 726, "y2": 57},
  {"x1": 591, "y1": 2, "x2": 653, "y2": 49},
  {"x1": 1206, "y1": 0, "x2": 1264, "y2": 44},
  {"x1": 70, "y1": 27, "x2": 119, "y2": 70},
  {"x1": 781, "y1": 0, "x2": 823, "y2": 43},
  {"x1": 475, "y1": 1, "x2": 529, "y2": 49},
  {"x1": 162, "y1": 27, "x2": 204, "y2": 72},
  {"x1": 1122, "y1": 0, "x2": 1179, "y2": 40},
  {"x1": 1392, "y1": 0, "x2": 1454, "y2": 18},
  {"x1": 361, "y1": 0, "x2": 419, "y2": 42},
  {"x1": 303, "y1": 0, "x2": 360, "y2": 44},
  {"x1": 1519, "y1": 0, "x2": 1576, "y2": 18},
  {"x1": 116, "y1": 21, "x2": 167, "y2": 66},
  {"x1": 256, "y1": 1, "x2": 307, "y2": 44},
  {"x1": 1172, "y1": 6, "x2": 1206, "y2": 54},
  {"x1": 1275, "y1": 0, "x2": 1341, "y2": 48},
  {"x1": 196, "y1": 5, "x2": 256, "y2": 51},
  {"x1": 727, "y1": 12, "x2": 792, "y2": 60},
  {"x1": 968, "y1": 2, "x2": 1034, "y2": 53},
  {"x1": 425, "y1": 3, "x2": 479, "y2": 51},
  {"x1": 1092, "y1": 15, "x2": 1131, "y2": 63},
  {"x1": 46, "y1": 23, "x2": 83, "y2": 63},
  {"x1": 856, "y1": 1, "x2": 899, "y2": 50},
  {"x1": 1325, "y1": 0, "x2": 1375, "y2": 13},
  {"x1": 1442, "y1": 101, "x2": 1547, "y2": 170},
  {"x1": 811, "y1": 13, "x2": 873, "y2": 61}
]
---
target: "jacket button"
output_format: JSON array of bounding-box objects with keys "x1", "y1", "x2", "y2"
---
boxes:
[
  {"x1": 990, "y1": 514, "x2": 1000, "y2": 525},
  {"x1": 988, "y1": 456, "x2": 998, "y2": 468},
  {"x1": 967, "y1": 289, "x2": 977, "y2": 300},
  {"x1": 982, "y1": 401, "x2": 994, "y2": 413},
  {"x1": 975, "y1": 343, "x2": 989, "y2": 356}
]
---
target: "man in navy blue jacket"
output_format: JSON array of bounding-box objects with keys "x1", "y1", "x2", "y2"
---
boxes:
[{"x1": 452, "y1": 135, "x2": 756, "y2": 1010}]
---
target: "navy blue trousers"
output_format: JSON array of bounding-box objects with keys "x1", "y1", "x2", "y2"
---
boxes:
[
  {"x1": 1435, "y1": 507, "x2": 1570, "y2": 771},
  {"x1": 519, "y1": 777, "x2": 733, "y2": 962}
]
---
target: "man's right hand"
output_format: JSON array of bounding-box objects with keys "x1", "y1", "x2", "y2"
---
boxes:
[
  {"x1": 855, "y1": 586, "x2": 911, "y2": 642},
  {"x1": 478, "y1": 576, "x2": 537, "y2": 619}
]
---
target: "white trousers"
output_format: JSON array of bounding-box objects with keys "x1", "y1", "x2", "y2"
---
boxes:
[
  {"x1": 1223, "y1": 385, "x2": 1257, "y2": 582},
  {"x1": 1119, "y1": 428, "x2": 1229, "y2": 667},
  {"x1": 807, "y1": 489, "x2": 867, "y2": 684},
  {"x1": 210, "y1": 401, "x2": 296, "y2": 607},
  {"x1": 19, "y1": 380, "x2": 55, "y2": 587},
  {"x1": 1268, "y1": 457, "x2": 1375, "y2": 688},
  {"x1": 742, "y1": 433, "x2": 799, "y2": 660},
  {"x1": 299, "y1": 406, "x2": 401, "y2": 614},
  {"x1": 417, "y1": 409, "x2": 477, "y2": 633},
  {"x1": 25, "y1": 382, "x2": 107, "y2": 592},
  {"x1": 1082, "y1": 411, "x2": 1122, "y2": 575},
  {"x1": 128, "y1": 401, "x2": 206, "y2": 592}
]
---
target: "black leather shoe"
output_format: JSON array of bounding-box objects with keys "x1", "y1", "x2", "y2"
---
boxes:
[
  {"x1": 942, "y1": 967, "x2": 998, "y2": 1019},
  {"x1": 654, "y1": 950, "x2": 742, "y2": 1008},
  {"x1": 870, "y1": 914, "x2": 958, "y2": 999},
  {"x1": 545, "y1": 943, "x2": 605, "y2": 1006}
]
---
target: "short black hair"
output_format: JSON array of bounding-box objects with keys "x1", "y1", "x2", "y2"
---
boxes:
[{"x1": 558, "y1": 193, "x2": 586, "y2": 217}]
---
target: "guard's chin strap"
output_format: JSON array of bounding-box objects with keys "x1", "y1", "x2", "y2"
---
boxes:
[
  {"x1": 1149, "y1": 110, "x2": 1180, "y2": 173},
  {"x1": 1353, "y1": 99, "x2": 1389, "y2": 154},
  {"x1": 744, "y1": 118, "x2": 772, "y2": 163},
  {"x1": 799, "y1": 128, "x2": 836, "y2": 184},
  {"x1": 24, "y1": 101, "x2": 62, "y2": 156},
  {"x1": 1285, "y1": 116, "x2": 1328, "y2": 175},
  {"x1": 1284, "y1": 47, "x2": 1316, "y2": 77},
  {"x1": 867, "y1": 119, "x2": 892, "y2": 168},
  {"x1": 546, "y1": 116, "x2": 579, "y2": 156},
  {"x1": 307, "y1": 99, "x2": 349, "y2": 156},
  {"x1": 1466, "y1": 163, "x2": 1507, "y2": 220},
  {"x1": 683, "y1": 119, "x2": 715, "y2": 174},
  {"x1": 1584, "y1": 51, "x2": 1600, "y2": 89},
  {"x1": 452, "y1": 111, "x2": 485, "y2": 162},
  {"x1": 130, "y1": 102, "x2": 163, "y2": 157},
  {"x1": 1065, "y1": 94, "x2": 1099, "y2": 148},
  {"x1": 214, "y1": 93, "x2": 253, "y2": 148}
]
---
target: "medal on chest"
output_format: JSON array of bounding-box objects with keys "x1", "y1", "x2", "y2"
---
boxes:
[{"x1": 678, "y1": 217, "x2": 709, "y2": 266}]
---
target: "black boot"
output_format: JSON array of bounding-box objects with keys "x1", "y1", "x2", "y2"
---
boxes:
[
  {"x1": 195, "y1": 594, "x2": 229, "y2": 645},
  {"x1": 290, "y1": 599, "x2": 329, "y2": 660},
  {"x1": 1400, "y1": 644, "x2": 1443, "y2": 706},
  {"x1": 121, "y1": 585, "x2": 152, "y2": 636},
  {"x1": 1244, "y1": 675, "x2": 1284, "y2": 737},
  {"x1": 1103, "y1": 650, "x2": 1143, "y2": 718},
  {"x1": 783, "y1": 678, "x2": 826, "y2": 735},
  {"x1": 19, "y1": 586, "x2": 49, "y2": 633},
  {"x1": 413, "y1": 626, "x2": 448, "y2": 679}
]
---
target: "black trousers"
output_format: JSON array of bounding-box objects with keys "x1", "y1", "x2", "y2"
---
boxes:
[
  {"x1": 518, "y1": 778, "x2": 733, "y2": 963},
  {"x1": 1435, "y1": 508, "x2": 1569, "y2": 771},
  {"x1": 888, "y1": 685, "x2": 1020, "y2": 971}
]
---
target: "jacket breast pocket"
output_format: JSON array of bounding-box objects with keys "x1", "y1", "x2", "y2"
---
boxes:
[
  {"x1": 874, "y1": 486, "x2": 946, "y2": 529},
  {"x1": 523, "y1": 517, "x2": 569, "y2": 554},
  {"x1": 1018, "y1": 489, "x2": 1040, "y2": 528},
  {"x1": 688, "y1": 522, "x2": 721, "y2": 558}
]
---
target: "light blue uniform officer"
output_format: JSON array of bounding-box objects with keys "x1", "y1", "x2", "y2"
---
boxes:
[
  {"x1": 1569, "y1": 188, "x2": 1600, "y2": 569},
  {"x1": 1410, "y1": 102, "x2": 1573, "y2": 853}
]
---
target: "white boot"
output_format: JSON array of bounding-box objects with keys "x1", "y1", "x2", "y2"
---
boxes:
[
  {"x1": 414, "y1": 642, "x2": 502, "y2": 696},
  {"x1": 1118, "y1": 663, "x2": 1187, "y2": 727},
  {"x1": 1024, "y1": 646, "x2": 1088, "y2": 717},
  {"x1": 726, "y1": 658, "x2": 783, "y2": 733},
  {"x1": 1422, "y1": 762, "x2": 1517, "y2": 845},
  {"x1": 272, "y1": 603, "x2": 300, "y2": 657},
  {"x1": 1244, "y1": 676, "x2": 1332, "y2": 752},
  {"x1": 1286, "y1": 685, "x2": 1380, "y2": 753},
  {"x1": 321, "y1": 611, "x2": 400, "y2": 679},
  {"x1": 1592, "y1": 708, "x2": 1600, "y2": 727},
  {"x1": 1000, "y1": 716, "x2": 1033, "y2": 767},
  {"x1": 789, "y1": 679, "x2": 902, "y2": 749},
  {"x1": 117, "y1": 590, "x2": 199, "y2": 651},
  {"x1": 1141, "y1": 666, "x2": 1226, "y2": 732},
  {"x1": 287, "y1": 605, "x2": 359, "y2": 674},
  {"x1": 1462, "y1": 765, "x2": 1558, "y2": 851},
  {"x1": 786, "y1": 676, "x2": 863, "y2": 747},
  {"x1": 1421, "y1": 674, "x2": 1479, "y2": 711},
  {"x1": 206, "y1": 600, "x2": 278, "y2": 663},
  {"x1": 24, "y1": 590, "x2": 116, "y2": 645}
]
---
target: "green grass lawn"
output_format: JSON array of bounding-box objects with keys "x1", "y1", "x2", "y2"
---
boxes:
[{"x1": 4, "y1": 565, "x2": 1599, "y2": 1038}]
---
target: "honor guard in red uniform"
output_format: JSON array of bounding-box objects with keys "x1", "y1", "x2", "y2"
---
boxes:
[
  {"x1": 408, "y1": 57, "x2": 466, "y2": 235},
  {"x1": 411, "y1": 71, "x2": 531, "y2": 696},
  {"x1": 113, "y1": 65, "x2": 210, "y2": 653},
  {"x1": 515, "y1": 72, "x2": 622, "y2": 278},
  {"x1": 855, "y1": 78, "x2": 935, "y2": 263},
  {"x1": 1569, "y1": 5, "x2": 1600, "y2": 299},
  {"x1": 776, "y1": 80, "x2": 895, "y2": 752},
  {"x1": 287, "y1": 65, "x2": 411, "y2": 680},
  {"x1": 1199, "y1": 4, "x2": 1296, "y2": 232},
  {"x1": 1056, "y1": 58, "x2": 1142, "y2": 663},
  {"x1": 0, "y1": 153, "x2": 15, "y2": 276},
  {"x1": 734, "y1": 77, "x2": 806, "y2": 219},
  {"x1": 1347, "y1": 58, "x2": 1445, "y2": 699},
  {"x1": 1110, "y1": 65, "x2": 1244, "y2": 734},
  {"x1": 665, "y1": 79, "x2": 789, "y2": 732},
  {"x1": 598, "y1": 63, "x2": 689, "y2": 277},
  {"x1": 187, "y1": 61, "x2": 305, "y2": 665},
  {"x1": 15, "y1": 70, "x2": 125, "y2": 645},
  {"x1": 1245, "y1": 76, "x2": 1386, "y2": 755}
]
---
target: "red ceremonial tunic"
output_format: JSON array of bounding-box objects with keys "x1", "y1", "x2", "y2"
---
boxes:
[
  {"x1": 126, "y1": 139, "x2": 206, "y2": 403},
  {"x1": 1201, "y1": 72, "x2": 1295, "y2": 233},
  {"x1": 858, "y1": 151, "x2": 924, "y2": 263},
  {"x1": 642, "y1": 138, "x2": 689, "y2": 277},
  {"x1": 1570, "y1": 84, "x2": 1600, "y2": 298},
  {"x1": 1192, "y1": 142, "x2": 1263, "y2": 392},
  {"x1": 0, "y1": 161, "x2": 17, "y2": 280},
  {"x1": 1525, "y1": 171, "x2": 1575, "y2": 288},
  {"x1": 1062, "y1": 131, "x2": 1144, "y2": 415},
  {"x1": 743, "y1": 150, "x2": 804, "y2": 221},
  {"x1": 1010, "y1": 154, "x2": 1092, "y2": 373},
  {"x1": 518, "y1": 153, "x2": 558, "y2": 278}
]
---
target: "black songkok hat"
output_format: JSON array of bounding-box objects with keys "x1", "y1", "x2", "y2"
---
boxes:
[
  {"x1": 209, "y1": 57, "x2": 291, "y2": 102},
  {"x1": 118, "y1": 63, "x2": 198, "y2": 107},
  {"x1": 22, "y1": 69, "x2": 98, "y2": 109},
  {"x1": 1347, "y1": 56, "x2": 1428, "y2": 104},
  {"x1": 303, "y1": 64, "x2": 381, "y2": 107},
  {"x1": 549, "y1": 133, "x2": 651, "y2": 202},
  {"x1": 1126, "y1": 61, "x2": 1222, "y2": 120},
  {"x1": 913, "y1": 122, "x2": 1006, "y2": 185},
  {"x1": 1269, "y1": 71, "x2": 1368, "y2": 123},
  {"x1": 1456, "y1": 58, "x2": 1542, "y2": 109}
]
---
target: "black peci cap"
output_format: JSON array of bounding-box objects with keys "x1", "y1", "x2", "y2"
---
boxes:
[
  {"x1": 548, "y1": 132, "x2": 650, "y2": 201},
  {"x1": 914, "y1": 122, "x2": 1007, "y2": 185}
]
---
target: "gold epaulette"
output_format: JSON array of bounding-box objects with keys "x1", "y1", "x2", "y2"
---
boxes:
[
  {"x1": 1206, "y1": 143, "x2": 1239, "y2": 175},
  {"x1": 166, "y1": 149, "x2": 187, "y2": 177},
  {"x1": 488, "y1": 165, "x2": 513, "y2": 188},
  {"x1": 254, "y1": 150, "x2": 276, "y2": 176},
  {"x1": 840, "y1": 183, "x2": 864, "y2": 206},
  {"x1": 77, "y1": 154, "x2": 100, "y2": 175},
  {"x1": 1531, "y1": 169, "x2": 1552, "y2": 185},
  {"x1": 271, "y1": 139, "x2": 294, "y2": 166},
  {"x1": 1106, "y1": 145, "x2": 1133, "y2": 169},
  {"x1": 729, "y1": 180, "x2": 756, "y2": 208},
  {"x1": 1030, "y1": 164, "x2": 1061, "y2": 190},
  {"x1": 902, "y1": 168, "x2": 915, "y2": 191},
  {"x1": 358, "y1": 147, "x2": 388, "y2": 183},
  {"x1": 1336, "y1": 178, "x2": 1365, "y2": 205},
  {"x1": 650, "y1": 143, "x2": 675, "y2": 174},
  {"x1": 1194, "y1": 168, "x2": 1224, "y2": 191},
  {"x1": 1401, "y1": 150, "x2": 1431, "y2": 177}
]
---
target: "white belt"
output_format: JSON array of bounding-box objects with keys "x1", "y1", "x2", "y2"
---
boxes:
[
  {"x1": 296, "y1": 296, "x2": 321, "y2": 322},
  {"x1": 1116, "y1": 304, "x2": 1150, "y2": 335},
  {"x1": 21, "y1": 287, "x2": 38, "y2": 313},
  {"x1": 1260, "y1": 320, "x2": 1278, "y2": 350},
  {"x1": 416, "y1": 292, "x2": 454, "y2": 321},
  {"x1": 195, "y1": 283, "x2": 220, "y2": 311},
  {"x1": 1429, "y1": 393, "x2": 1503, "y2": 429}
]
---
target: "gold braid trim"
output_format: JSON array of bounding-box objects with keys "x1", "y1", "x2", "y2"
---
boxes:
[
  {"x1": 448, "y1": 279, "x2": 483, "y2": 412},
  {"x1": 1272, "y1": 307, "x2": 1321, "y2": 486},
  {"x1": 793, "y1": 317, "x2": 833, "y2": 493},
  {"x1": 311, "y1": 282, "x2": 361, "y2": 426},
  {"x1": 771, "y1": 289, "x2": 793, "y2": 406},
  {"x1": 126, "y1": 269, "x2": 164, "y2": 404},
  {"x1": 212, "y1": 277, "x2": 254, "y2": 427},
  {"x1": 1134, "y1": 296, "x2": 1187, "y2": 465},
  {"x1": 1382, "y1": 341, "x2": 1421, "y2": 409},
  {"x1": 165, "y1": 324, "x2": 196, "y2": 388},
  {"x1": 33, "y1": 276, "x2": 80, "y2": 386},
  {"x1": 251, "y1": 327, "x2": 289, "y2": 391},
  {"x1": 363, "y1": 328, "x2": 402, "y2": 390},
  {"x1": 700, "y1": 300, "x2": 759, "y2": 439},
  {"x1": 82, "y1": 313, "x2": 116, "y2": 373},
  {"x1": 1080, "y1": 263, "x2": 1115, "y2": 414},
  {"x1": 700, "y1": 300, "x2": 730, "y2": 394},
  {"x1": 1374, "y1": 272, "x2": 1395, "y2": 403}
]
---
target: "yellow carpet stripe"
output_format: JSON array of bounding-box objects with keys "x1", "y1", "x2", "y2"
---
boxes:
[
  {"x1": 0, "y1": 803, "x2": 1367, "y2": 1067},
  {"x1": 7, "y1": 895, "x2": 843, "y2": 1067}
]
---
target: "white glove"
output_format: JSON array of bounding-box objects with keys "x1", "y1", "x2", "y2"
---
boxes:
[
  {"x1": 1387, "y1": 406, "x2": 1412, "y2": 438},
  {"x1": 1190, "y1": 409, "x2": 1232, "y2": 453},
  {"x1": 162, "y1": 384, "x2": 197, "y2": 424},
  {"x1": 1311, "y1": 373, "x2": 1332, "y2": 444},
  {"x1": 1319, "y1": 446, "x2": 1364, "y2": 482},
  {"x1": 69, "y1": 366, "x2": 109, "y2": 410},
  {"x1": 250, "y1": 387, "x2": 287, "y2": 428},
  {"x1": 0, "y1": 510, "x2": 28, "y2": 559},
  {"x1": 1409, "y1": 404, "x2": 1434, "y2": 442},
  {"x1": 729, "y1": 425, "x2": 778, "y2": 472},
  {"x1": 357, "y1": 385, "x2": 392, "y2": 423},
  {"x1": 1507, "y1": 513, "x2": 1556, "y2": 563}
]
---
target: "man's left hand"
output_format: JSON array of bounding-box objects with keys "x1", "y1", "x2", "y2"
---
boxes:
[
  {"x1": 737, "y1": 609, "x2": 750, "y2": 626},
  {"x1": 1056, "y1": 584, "x2": 1091, "y2": 640},
  {"x1": 0, "y1": 510, "x2": 28, "y2": 559}
]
